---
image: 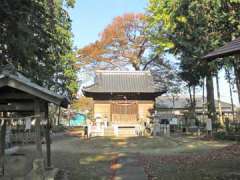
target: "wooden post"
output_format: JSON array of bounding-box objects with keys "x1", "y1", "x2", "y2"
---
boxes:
[
  {"x1": 136, "y1": 101, "x2": 139, "y2": 122},
  {"x1": 0, "y1": 120, "x2": 6, "y2": 155},
  {"x1": 0, "y1": 112, "x2": 7, "y2": 176},
  {"x1": 45, "y1": 103, "x2": 51, "y2": 168},
  {"x1": 34, "y1": 99, "x2": 42, "y2": 158},
  {"x1": 110, "y1": 101, "x2": 112, "y2": 123},
  {"x1": 57, "y1": 106, "x2": 61, "y2": 125}
]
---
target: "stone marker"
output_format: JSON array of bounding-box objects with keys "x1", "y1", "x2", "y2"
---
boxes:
[{"x1": 26, "y1": 158, "x2": 45, "y2": 180}]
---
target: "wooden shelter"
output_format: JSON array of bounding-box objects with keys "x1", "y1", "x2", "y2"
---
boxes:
[
  {"x1": 0, "y1": 65, "x2": 69, "y2": 171},
  {"x1": 83, "y1": 71, "x2": 166, "y2": 136},
  {"x1": 202, "y1": 37, "x2": 240, "y2": 60},
  {"x1": 202, "y1": 37, "x2": 240, "y2": 105}
]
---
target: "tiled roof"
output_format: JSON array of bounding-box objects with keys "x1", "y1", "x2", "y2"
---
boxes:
[
  {"x1": 83, "y1": 70, "x2": 166, "y2": 93},
  {"x1": 0, "y1": 65, "x2": 69, "y2": 108},
  {"x1": 203, "y1": 37, "x2": 240, "y2": 60},
  {"x1": 156, "y1": 96, "x2": 234, "y2": 109}
]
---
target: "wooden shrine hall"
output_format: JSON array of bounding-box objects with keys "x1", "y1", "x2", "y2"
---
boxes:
[
  {"x1": 0, "y1": 64, "x2": 69, "y2": 172},
  {"x1": 83, "y1": 71, "x2": 166, "y2": 136}
]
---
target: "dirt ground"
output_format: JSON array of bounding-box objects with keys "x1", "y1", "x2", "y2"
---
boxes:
[{"x1": 8, "y1": 134, "x2": 240, "y2": 180}]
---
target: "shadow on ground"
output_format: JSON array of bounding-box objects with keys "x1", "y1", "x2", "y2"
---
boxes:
[{"x1": 4, "y1": 135, "x2": 240, "y2": 180}]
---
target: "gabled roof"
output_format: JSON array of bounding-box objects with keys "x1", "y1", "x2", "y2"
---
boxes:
[
  {"x1": 0, "y1": 65, "x2": 69, "y2": 108},
  {"x1": 156, "y1": 96, "x2": 234, "y2": 110},
  {"x1": 83, "y1": 70, "x2": 166, "y2": 94},
  {"x1": 202, "y1": 37, "x2": 240, "y2": 60}
]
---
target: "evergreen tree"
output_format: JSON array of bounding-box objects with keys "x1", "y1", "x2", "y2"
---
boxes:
[{"x1": 0, "y1": 0, "x2": 78, "y2": 98}]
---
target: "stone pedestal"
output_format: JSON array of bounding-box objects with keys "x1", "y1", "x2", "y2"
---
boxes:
[{"x1": 26, "y1": 159, "x2": 45, "y2": 180}]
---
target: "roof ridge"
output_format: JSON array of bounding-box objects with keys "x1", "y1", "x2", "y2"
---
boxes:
[{"x1": 83, "y1": 70, "x2": 166, "y2": 94}]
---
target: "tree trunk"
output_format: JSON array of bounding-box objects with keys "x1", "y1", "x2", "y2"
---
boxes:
[
  {"x1": 171, "y1": 96, "x2": 175, "y2": 119},
  {"x1": 233, "y1": 58, "x2": 240, "y2": 104},
  {"x1": 202, "y1": 78, "x2": 205, "y2": 124},
  {"x1": 193, "y1": 86, "x2": 196, "y2": 114},
  {"x1": 216, "y1": 73, "x2": 224, "y2": 126},
  {"x1": 226, "y1": 68, "x2": 235, "y2": 121},
  {"x1": 192, "y1": 86, "x2": 197, "y2": 126},
  {"x1": 188, "y1": 85, "x2": 196, "y2": 127},
  {"x1": 188, "y1": 85, "x2": 193, "y2": 106},
  {"x1": 133, "y1": 62, "x2": 140, "y2": 71},
  {"x1": 229, "y1": 82, "x2": 235, "y2": 120},
  {"x1": 226, "y1": 69, "x2": 235, "y2": 120},
  {"x1": 206, "y1": 74, "x2": 216, "y2": 129}
]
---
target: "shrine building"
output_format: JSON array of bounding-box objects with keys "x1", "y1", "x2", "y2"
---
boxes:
[{"x1": 82, "y1": 70, "x2": 166, "y2": 136}]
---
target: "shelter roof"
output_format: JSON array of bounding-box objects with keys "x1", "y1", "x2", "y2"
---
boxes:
[
  {"x1": 0, "y1": 65, "x2": 69, "y2": 108},
  {"x1": 202, "y1": 37, "x2": 240, "y2": 60}
]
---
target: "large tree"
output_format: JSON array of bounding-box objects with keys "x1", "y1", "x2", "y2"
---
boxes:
[
  {"x1": 211, "y1": 1, "x2": 240, "y2": 104},
  {"x1": 0, "y1": 0, "x2": 78, "y2": 98},
  {"x1": 77, "y1": 13, "x2": 179, "y2": 93},
  {"x1": 147, "y1": 0, "x2": 224, "y2": 125},
  {"x1": 78, "y1": 13, "x2": 175, "y2": 70},
  {"x1": 78, "y1": 13, "x2": 149, "y2": 70}
]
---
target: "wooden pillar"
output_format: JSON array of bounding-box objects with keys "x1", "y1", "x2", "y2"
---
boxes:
[
  {"x1": 34, "y1": 99, "x2": 42, "y2": 158},
  {"x1": 0, "y1": 119, "x2": 6, "y2": 155},
  {"x1": 45, "y1": 103, "x2": 51, "y2": 168},
  {"x1": 136, "y1": 101, "x2": 139, "y2": 121},
  {"x1": 0, "y1": 112, "x2": 7, "y2": 175},
  {"x1": 57, "y1": 106, "x2": 61, "y2": 125},
  {"x1": 110, "y1": 101, "x2": 112, "y2": 123}
]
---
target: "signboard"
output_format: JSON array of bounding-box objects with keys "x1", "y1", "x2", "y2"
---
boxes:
[
  {"x1": 206, "y1": 118, "x2": 212, "y2": 131},
  {"x1": 170, "y1": 118, "x2": 178, "y2": 125}
]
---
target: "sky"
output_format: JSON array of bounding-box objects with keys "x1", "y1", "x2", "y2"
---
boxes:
[
  {"x1": 68, "y1": 0, "x2": 239, "y2": 106},
  {"x1": 69, "y1": 0, "x2": 148, "y2": 48}
]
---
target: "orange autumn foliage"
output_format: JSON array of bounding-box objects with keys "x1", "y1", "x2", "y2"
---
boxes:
[
  {"x1": 78, "y1": 13, "x2": 149, "y2": 70},
  {"x1": 72, "y1": 96, "x2": 93, "y2": 112}
]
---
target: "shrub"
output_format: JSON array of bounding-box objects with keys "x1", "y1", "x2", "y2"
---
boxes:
[
  {"x1": 214, "y1": 131, "x2": 240, "y2": 141},
  {"x1": 214, "y1": 131, "x2": 226, "y2": 140}
]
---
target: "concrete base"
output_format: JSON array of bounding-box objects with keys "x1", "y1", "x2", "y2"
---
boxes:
[{"x1": 45, "y1": 168, "x2": 59, "y2": 180}]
